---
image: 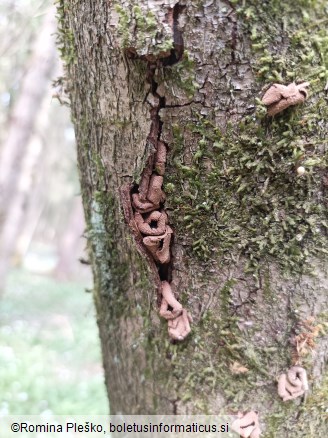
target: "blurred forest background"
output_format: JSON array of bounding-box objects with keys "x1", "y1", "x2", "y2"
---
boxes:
[{"x1": 0, "y1": 0, "x2": 108, "y2": 414}]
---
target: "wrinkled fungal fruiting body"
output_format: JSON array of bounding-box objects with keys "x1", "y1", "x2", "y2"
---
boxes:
[
  {"x1": 168, "y1": 309, "x2": 192, "y2": 341},
  {"x1": 277, "y1": 366, "x2": 308, "y2": 401},
  {"x1": 231, "y1": 411, "x2": 261, "y2": 438},
  {"x1": 134, "y1": 210, "x2": 168, "y2": 235},
  {"x1": 262, "y1": 82, "x2": 309, "y2": 116},
  {"x1": 126, "y1": 114, "x2": 191, "y2": 341},
  {"x1": 159, "y1": 281, "x2": 183, "y2": 320}
]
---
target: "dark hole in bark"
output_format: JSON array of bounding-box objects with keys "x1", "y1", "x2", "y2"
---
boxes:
[
  {"x1": 161, "y1": 3, "x2": 185, "y2": 66},
  {"x1": 131, "y1": 183, "x2": 139, "y2": 194},
  {"x1": 158, "y1": 263, "x2": 169, "y2": 281}
]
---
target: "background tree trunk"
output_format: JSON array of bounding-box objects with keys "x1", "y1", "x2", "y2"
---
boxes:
[
  {"x1": 58, "y1": 0, "x2": 328, "y2": 435},
  {"x1": 0, "y1": 6, "x2": 57, "y2": 291}
]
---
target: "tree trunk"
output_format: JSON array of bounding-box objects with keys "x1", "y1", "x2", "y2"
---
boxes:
[
  {"x1": 0, "y1": 6, "x2": 57, "y2": 210},
  {"x1": 0, "y1": 6, "x2": 57, "y2": 291},
  {"x1": 58, "y1": 0, "x2": 328, "y2": 435}
]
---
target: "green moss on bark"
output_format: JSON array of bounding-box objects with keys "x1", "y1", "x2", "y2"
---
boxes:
[
  {"x1": 166, "y1": 108, "x2": 327, "y2": 275},
  {"x1": 162, "y1": 51, "x2": 197, "y2": 99},
  {"x1": 114, "y1": 3, "x2": 173, "y2": 57},
  {"x1": 55, "y1": 0, "x2": 76, "y2": 67},
  {"x1": 154, "y1": 0, "x2": 328, "y2": 429},
  {"x1": 164, "y1": 0, "x2": 327, "y2": 276},
  {"x1": 237, "y1": 0, "x2": 328, "y2": 84}
]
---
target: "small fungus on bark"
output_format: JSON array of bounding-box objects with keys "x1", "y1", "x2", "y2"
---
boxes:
[
  {"x1": 146, "y1": 175, "x2": 166, "y2": 205},
  {"x1": 143, "y1": 226, "x2": 173, "y2": 264},
  {"x1": 277, "y1": 366, "x2": 308, "y2": 401},
  {"x1": 154, "y1": 141, "x2": 167, "y2": 175},
  {"x1": 134, "y1": 210, "x2": 168, "y2": 236},
  {"x1": 159, "y1": 282, "x2": 191, "y2": 341},
  {"x1": 231, "y1": 411, "x2": 261, "y2": 438},
  {"x1": 159, "y1": 281, "x2": 183, "y2": 319},
  {"x1": 167, "y1": 309, "x2": 192, "y2": 341},
  {"x1": 132, "y1": 193, "x2": 160, "y2": 213},
  {"x1": 132, "y1": 175, "x2": 165, "y2": 212},
  {"x1": 262, "y1": 82, "x2": 310, "y2": 116}
]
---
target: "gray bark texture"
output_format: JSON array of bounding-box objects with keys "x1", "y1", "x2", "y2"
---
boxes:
[{"x1": 57, "y1": 0, "x2": 328, "y2": 435}]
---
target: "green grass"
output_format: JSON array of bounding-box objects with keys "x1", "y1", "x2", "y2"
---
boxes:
[{"x1": 0, "y1": 269, "x2": 108, "y2": 415}]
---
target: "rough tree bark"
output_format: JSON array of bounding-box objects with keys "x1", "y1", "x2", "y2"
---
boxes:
[{"x1": 58, "y1": 1, "x2": 327, "y2": 436}]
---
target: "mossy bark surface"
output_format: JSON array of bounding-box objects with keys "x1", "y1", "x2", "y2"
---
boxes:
[{"x1": 58, "y1": 0, "x2": 327, "y2": 435}]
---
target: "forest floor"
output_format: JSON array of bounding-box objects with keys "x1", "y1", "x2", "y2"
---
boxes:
[{"x1": 0, "y1": 268, "x2": 108, "y2": 415}]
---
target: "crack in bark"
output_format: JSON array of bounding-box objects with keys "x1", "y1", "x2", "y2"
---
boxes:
[
  {"x1": 121, "y1": 3, "x2": 191, "y2": 341},
  {"x1": 224, "y1": 1, "x2": 238, "y2": 62}
]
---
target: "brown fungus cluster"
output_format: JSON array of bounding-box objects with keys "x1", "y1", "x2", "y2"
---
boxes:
[
  {"x1": 125, "y1": 139, "x2": 191, "y2": 341},
  {"x1": 118, "y1": 3, "x2": 190, "y2": 342}
]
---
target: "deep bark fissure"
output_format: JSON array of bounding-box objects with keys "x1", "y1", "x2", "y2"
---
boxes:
[
  {"x1": 144, "y1": 64, "x2": 171, "y2": 284},
  {"x1": 123, "y1": 3, "x2": 191, "y2": 340}
]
